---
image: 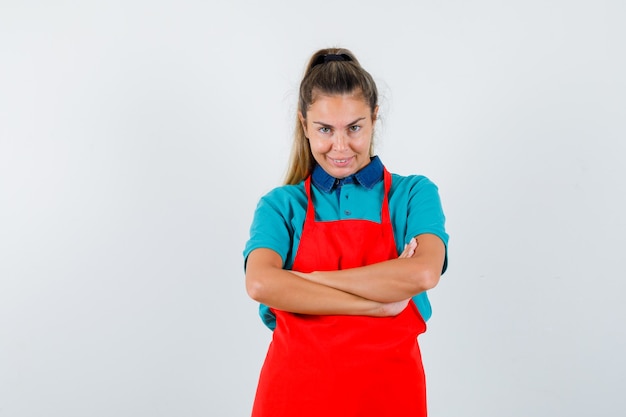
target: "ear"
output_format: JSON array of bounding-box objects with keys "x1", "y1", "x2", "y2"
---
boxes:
[
  {"x1": 372, "y1": 105, "x2": 379, "y2": 122},
  {"x1": 298, "y1": 111, "x2": 308, "y2": 136}
]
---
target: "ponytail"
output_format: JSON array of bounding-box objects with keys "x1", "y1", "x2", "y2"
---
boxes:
[{"x1": 284, "y1": 48, "x2": 379, "y2": 185}]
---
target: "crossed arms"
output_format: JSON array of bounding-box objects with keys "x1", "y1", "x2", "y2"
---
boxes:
[{"x1": 245, "y1": 233, "x2": 445, "y2": 318}]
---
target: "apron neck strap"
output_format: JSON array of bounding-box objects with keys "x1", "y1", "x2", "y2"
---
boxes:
[{"x1": 304, "y1": 168, "x2": 392, "y2": 223}]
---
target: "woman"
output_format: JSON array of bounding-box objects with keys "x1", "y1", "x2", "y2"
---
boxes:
[{"x1": 244, "y1": 47, "x2": 448, "y2": 417}]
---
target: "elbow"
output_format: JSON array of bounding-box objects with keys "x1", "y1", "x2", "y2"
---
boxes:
[
  {"x1": 245, "y1": 272, "x2": 268, "y2": 302},
  {"x1": 245, "y1": 275, "x2": 262, "y2": 302},
  {"x1": 410, "y1": 268, "x2": 441, "y2": 293},
  {"x1": 423, "y1": 270, "x2": 441, "y2": 291}
]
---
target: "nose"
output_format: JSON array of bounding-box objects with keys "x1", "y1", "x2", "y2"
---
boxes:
[{"x1": 333, "y1": 131, "x2": 348, "y2": 151}]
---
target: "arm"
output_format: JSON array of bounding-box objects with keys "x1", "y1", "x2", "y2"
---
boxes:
[
  {"x1": 293, "y1": 233, "x2": 446, "y2": 303},
  {"x1": 245, "y1": 248, "x2": 410, "y2": 317}
]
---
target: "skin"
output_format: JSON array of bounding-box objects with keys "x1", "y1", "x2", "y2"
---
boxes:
[
  {"x1": 246, "y1": 241, "x2": 419, "y2": 317},
  {"x1": 245, "y1": 92, "x2": 446, "y2": 317},
  {"x1": 298, "y1": 92, "x2": 377, "y2": 179}
]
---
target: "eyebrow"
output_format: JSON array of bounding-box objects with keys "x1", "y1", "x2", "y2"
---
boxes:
[{"x1": 312, "y1": 117, "x2": 367, "y2": 128}]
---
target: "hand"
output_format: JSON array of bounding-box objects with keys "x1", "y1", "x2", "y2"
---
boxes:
[
  {"x1": 374, "y1": 298, "x2": 410, "y2": 317},
  {"x1": 371, "y1": 239, "x2": 416, "y2": 316},
  {"x1": 398, "y1": 237, "x2": 417, "y2": 259}
]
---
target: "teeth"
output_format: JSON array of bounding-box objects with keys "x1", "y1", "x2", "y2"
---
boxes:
[{"x1": 334, "y1": 159, "x2": 347, "y2": 163}]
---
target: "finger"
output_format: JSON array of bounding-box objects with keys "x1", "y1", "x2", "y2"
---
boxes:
[{"x1": 399, "y1": 244, "x2": 410, "y2": 258}]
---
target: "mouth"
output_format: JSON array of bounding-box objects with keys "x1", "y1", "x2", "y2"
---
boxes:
[{"x1": 327, "y1": 156, "x2": 354, "y2": 167}]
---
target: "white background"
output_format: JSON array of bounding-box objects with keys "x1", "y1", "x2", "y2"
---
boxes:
[{"x1": 1, "y1": 1, "x2": 625, "y2": 416}]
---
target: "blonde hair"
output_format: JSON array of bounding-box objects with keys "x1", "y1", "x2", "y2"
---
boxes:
[{"x1": 284, "y1": 48, "x2": 379, "y2": 185}]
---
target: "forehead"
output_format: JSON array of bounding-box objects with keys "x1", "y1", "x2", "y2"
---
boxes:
[
  {"x1": 310, "y1": 88, "x2": 367, "y2": 106},
  {"x1": 307, "y1": 92, "x2": 372, "y2": 122}
]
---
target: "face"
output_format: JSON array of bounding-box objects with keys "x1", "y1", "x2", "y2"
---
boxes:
[{"x1": 300, "y1": 93, "x2": 378, "y2": 179}]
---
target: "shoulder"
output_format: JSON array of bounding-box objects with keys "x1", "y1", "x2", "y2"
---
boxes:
[
  {"x1": 244, "y1": 182, "x2": 307, "y2": 266},
  {"x1": 249, "y1": 182, "x2": 309, "y2": 238},
  {"x1": 255, "y1": 182, "x2": 307, "y2": 214},
  {"x1": 389, "y1": 173, "x2": 441, "y2": 198},
  {"x1": 387, "y1": 171, "x2": 448, "y2": 242}
]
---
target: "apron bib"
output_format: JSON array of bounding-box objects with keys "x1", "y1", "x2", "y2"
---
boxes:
[{"x1": 252, "y1": 169, "x2": 427, "y2": 417}]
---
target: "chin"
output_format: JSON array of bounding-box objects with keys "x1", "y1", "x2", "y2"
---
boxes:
[{"x1": 330, "y1": 168, "x2": 356, "y2": 179}]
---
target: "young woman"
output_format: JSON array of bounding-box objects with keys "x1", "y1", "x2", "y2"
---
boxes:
[{"x1": 244, "y1": 47, "x2": 448, "y2": 417}]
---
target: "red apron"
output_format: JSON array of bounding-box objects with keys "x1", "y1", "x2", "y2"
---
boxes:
[{"x1": 252, "y1": 169, "x2": 427, "y2": 417}]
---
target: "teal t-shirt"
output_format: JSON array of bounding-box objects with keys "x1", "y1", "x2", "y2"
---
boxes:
[{"x1": 244, "y1": 157, "x2": 448, "y2": 330}]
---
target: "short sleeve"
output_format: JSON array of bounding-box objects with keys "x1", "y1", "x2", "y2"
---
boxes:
[
  {"x1": 243, "y1": 185, "x2": 306, "y2": 269},
  {"x1": 405, "y1": 176, "x2": 449, "y2": 274}
]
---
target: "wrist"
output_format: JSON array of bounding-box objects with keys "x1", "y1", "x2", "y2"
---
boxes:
[{"x1": 363, "y1": 300, "x2": 386, "y2": 317}]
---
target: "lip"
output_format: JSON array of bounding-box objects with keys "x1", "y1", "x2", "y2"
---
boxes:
[{"x1": 327, "y1": 156, "x2": 355, "y2": 168}]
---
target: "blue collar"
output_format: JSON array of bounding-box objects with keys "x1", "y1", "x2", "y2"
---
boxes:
[{"x1": 311, "y1": 156, "x2": 384, "y2": 193}]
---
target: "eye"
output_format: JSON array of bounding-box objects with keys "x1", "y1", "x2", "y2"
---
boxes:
[
  {"x1": 318, "y1": 127, "x2": 331, "y2": 134},
  {"x1": 349, "y1": 125, "x2": 361, "y2": 132}
]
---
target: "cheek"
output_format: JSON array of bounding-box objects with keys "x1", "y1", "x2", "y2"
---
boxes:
[
  {"x1": 353, "y1": 134, "x2": 371, "y2": 150},
  {"x1": 309, "y1": 138, "x2": 330, "y2": 154}
]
